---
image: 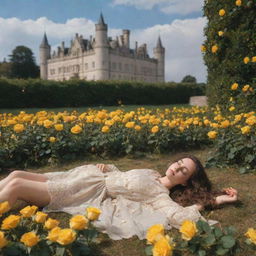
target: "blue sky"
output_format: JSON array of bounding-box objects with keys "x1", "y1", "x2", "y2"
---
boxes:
[
  {"x1": 0, "y1": 0, "x2": 203, "y2": 29},
  {"x1": 0, "y1": 0, "x2": 207, "y2": 82}
]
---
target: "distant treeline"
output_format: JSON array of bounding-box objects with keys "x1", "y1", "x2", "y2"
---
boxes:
[{"x1": 0, "y1": 78, "x2": 205, "y2": 108}]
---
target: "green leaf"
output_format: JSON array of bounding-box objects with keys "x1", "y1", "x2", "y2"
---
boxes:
[
  {"x1": 2, "y1": 246, "x2": 23, "y2": 256},
  {"x1": 55, "y1": 247, "x2": 66, "y2": 256},
  {"x1": 204, "y1": 233, "x2": 216, "y2": 246},
  {"x1": 145, "y1": 245, "x2": 153, "y2": 256},
  {"x1": 214, "y1": 227, "x2": 223, "y2": 238},
  {"x1": 198, "y1": 250, "x2": 206, "y2": 256},
  {"x1": 221, "y1": 235, "x2": 236, "y2": 249},
  {"x1": 216, "y1": 247, "x2": 229, "y2": 255}
]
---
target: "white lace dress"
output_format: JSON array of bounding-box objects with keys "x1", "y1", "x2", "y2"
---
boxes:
[{"x1": 43, "y1": 164, "x2": 203, "y2": 240}]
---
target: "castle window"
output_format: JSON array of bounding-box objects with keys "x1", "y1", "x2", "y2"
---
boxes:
[
  {"x1": 102, "y1": 61, "x2": 105, "y2": 66},
  {"x1": 92, "y1": 62, "x2": 95, "y2": 68},
  {"x1": 112, "y1": 62, "x2": 116, "y2": 70},
  {"x1": 58, "y1": 67, "x2": 62, "y2": 74},
  {"x1": 85, "y1": 63, "x2": 88, "y2": 70},
  {"x1": 124, "y1": 64, "x2": 129, "y2": 72},
  {"x1": 119, "y1": 63, "x2": 122, "y2": 71}
]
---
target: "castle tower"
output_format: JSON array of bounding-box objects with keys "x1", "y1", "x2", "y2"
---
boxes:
[
  {"x1": 95, "y1": 13, "x2": 109, "y2": 80},
  {"x1": 123, "y1": 29, "x2": 130, "y2": 48},
  {"x1": 40, "y1": 32, "x2": 51, "y2": 80},
  {"x1": 153, "y1": 36, "x2": 165, "y2": 82}
]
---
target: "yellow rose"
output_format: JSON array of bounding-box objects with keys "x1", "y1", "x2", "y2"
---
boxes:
[
  {"x1": 151, "y1": 126, "x2": 159, "y2": 133},
  {"x1": 245, "y1": 116, "x2": 256, "y2": 126},
  {"x1": 0, "y1": 231, "x2": 8, "y2": 249},
  {"x1": 7, "y1": 119, "x2": 17, "y2": 125},
  {"x1": 231, "y1": 82, "x2": 239, "y2": 90},
  {"x1": 125, "y1": 121, "x2": 135, "y2": 128},
  {"x1": 235, "y1": 0, "x2": 242, "y2": 6},
  {"x1": 49, "y1": 136, "x2": 56, "y2": 143},
  {"x1": 207, "y1": 131, "x2": 217, "y2": 139},
  {"x1": 1, "y1": 215, "x2": 21, "y2": 229},
  {"x1": 203, "y1": 119, "x2": 210, "y2": 126},
  {"x1": 242, "y1": 84, "x2": 250, "y2": 92},
  {"x1": 86, "y1": 207, "x2": 101, "y2": 221},
  {"x1": 69, "y1": 215, "x2": 89, "y2": 230},
  {"x1": 219, "y1": 9, "x2": 225, "y2": 16},
  {"x1": 229, "y1": 106, "x2": 235, "y2": 112},
  {"x1": 44, "y1": 218, "x2": 60, "y2": 230},
  {"x1": 71, "y1": 125, "x2": 82, "y2": 134},
  {"x1": 241, "y1": 126, "x2": 250, "y2": 134},
  {"x1": 243, "y1": 57, "x2": 250, "y2": 64},
  {"x1": 146, "y1": 224, "x2": 165, "y2": 245},
  {"x1": 47, "y1": 227, "x2": 61, "y2": 242},
  {"x1": 179, "y1": 220, "x2": 197, "y2": 241},
  {"x1": 0, "y1": 201, "x2": 11, "y2": 216},
  {"x1": 152, "y1": 236, "x2": 173, "y2": 256},
  {"x1": 43, "y1": 120, "x2": 54, "y2": 128},
  {"x1": 56, "y1": 228, "x2": 76, "y2": 245},
  {"x1": 220, "y1": 120, "x2": 230, "y2": 128},
  {"x1": 101, "y1": 125, "x2": 110, "y2": 133},
  {"x1": 218, "y1": 31, "x2": 224, "y2": 36},
  {"x1": 200, "y1": 45, "x2": 206, "y2": 52},
  {"x1": 35, "y1": 211, "x2": 48, "y2": 223},
  {"x1": 20, "y1": 232, "x2": 39, "y2": 247},
  {"x1": 20, "y1": 205, "x2": 38, "y2": 218},
  {"x1": 252, "y1": 56, "x2": 256, "y2": 62},
  {"x1": 134, "y1": 125, "x2": 142, "y2": 131},
  {"x1": 211, "y1": 45, "x2": 218, "y2": 53},
  {"x1": 13, "y1": 124, "x2": 25, "y2": 133},
  {"x1": 54, "y1": 124, "x2": 64, "y2": 131},
  {"x1": 245, "y1": 228, "x2": 256, "y2": 244}
]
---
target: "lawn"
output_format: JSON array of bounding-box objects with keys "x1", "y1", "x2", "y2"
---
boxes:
[{"x1": 1, "y1": 147, "x2": 255, "y2": 256}]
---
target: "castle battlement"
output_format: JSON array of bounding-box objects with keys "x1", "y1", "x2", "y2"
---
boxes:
[{"x1": 40, "y1": 14, "x2": 165, "y2": 82}]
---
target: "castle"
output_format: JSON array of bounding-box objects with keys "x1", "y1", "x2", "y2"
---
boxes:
[{"x1": 39, "y1": 14, "x2": 165, "y2": 82}]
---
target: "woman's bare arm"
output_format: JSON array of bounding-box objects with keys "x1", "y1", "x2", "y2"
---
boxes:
[{"x1": 215, "y1": 187, "x2": 238, "y2": 205}]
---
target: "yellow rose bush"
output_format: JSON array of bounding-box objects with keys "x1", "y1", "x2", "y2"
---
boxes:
[
  {"x1": 0, "y1": 203, "x2": 102, "y2": 255},
  {"x1": 145, "y1": 220, "x2": 241, "y2": 256},
  {"x1": 0, "y1": 106, "x2": 255, "y2": 172}
]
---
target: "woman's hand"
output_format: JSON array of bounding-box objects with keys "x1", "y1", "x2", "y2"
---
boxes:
[
  {"x1": 96, "y1": 164, "x2": 108, "y2": 173},
  {"x1": 215, "y1": 187, "x2": 238, "y2": 205}
]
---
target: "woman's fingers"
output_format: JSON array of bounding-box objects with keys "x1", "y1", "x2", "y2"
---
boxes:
[{"x1": 96, "y1": 164, "x2": 106, "y2": 172}]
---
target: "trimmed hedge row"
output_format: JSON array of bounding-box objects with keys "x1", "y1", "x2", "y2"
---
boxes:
[{"x1": 0, "y1": 78, "x2": 205, "y2": 108}]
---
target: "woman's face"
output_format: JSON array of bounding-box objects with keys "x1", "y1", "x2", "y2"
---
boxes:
[{"x1": 165, "y1": 158, "x2": 196, "y2": 186}]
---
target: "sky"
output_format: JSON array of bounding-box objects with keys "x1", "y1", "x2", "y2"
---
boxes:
[{"x1": 0, "y1": 0, "x2": 207, "y2": 82}]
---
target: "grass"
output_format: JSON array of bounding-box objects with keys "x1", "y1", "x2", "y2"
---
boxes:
[
  {"x1": 1, "y1": 148, "x2": 255, "y2": 255},
  {"x1": 0, "y1": 104, "x2": 191, "y2": 115}
]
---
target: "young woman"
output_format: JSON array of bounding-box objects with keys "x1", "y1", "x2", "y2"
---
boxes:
[{"x1": 0, "y1": 155, "x2": 238, "y2": 240}]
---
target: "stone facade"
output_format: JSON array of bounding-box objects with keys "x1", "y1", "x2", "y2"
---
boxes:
[{"x1": 39, "y1": 14, "x2": 165, "y2": 82}]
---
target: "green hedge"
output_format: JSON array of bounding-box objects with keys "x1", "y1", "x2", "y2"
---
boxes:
[{"x1": 0, "y1": 78, "x2": 205, "y2": 108}]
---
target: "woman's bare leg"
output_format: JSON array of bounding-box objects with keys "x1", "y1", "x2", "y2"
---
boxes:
[
  {"x1": 0, "y1": 177, "x2": 51, "y2": 207},
  {"x1": 0, "y1": 170, "x2": 48, "y2": 191}
]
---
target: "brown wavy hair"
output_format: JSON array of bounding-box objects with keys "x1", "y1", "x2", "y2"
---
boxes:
[{"x1": 169, "y1": 154, "x2": 222, "y2": 209}]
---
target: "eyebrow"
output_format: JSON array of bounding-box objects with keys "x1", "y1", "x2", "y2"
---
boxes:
[{"x1": 178, "y1": 160, "x2": 189, "y2": 173}]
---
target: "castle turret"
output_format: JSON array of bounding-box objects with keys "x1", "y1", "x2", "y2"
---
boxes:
[
  {"x1": 153, "y1": 36, "x2": 165, "y2": 82},
  {"x1": 40, "y1": 32, "x2": 51, "y2": 80},
  {"x1": 123, "y1": 29, "x2": 130, "y2": 48},
  {"x1": 95, "y1": 13, "x2": 109, "y2": 80}
]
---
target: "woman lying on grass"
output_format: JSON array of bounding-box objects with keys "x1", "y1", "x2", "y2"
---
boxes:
[{"x1": 0, "y1": 154, "x2": 238, "y2": 240}]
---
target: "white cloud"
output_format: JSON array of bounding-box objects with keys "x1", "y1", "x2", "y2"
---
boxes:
[
  {"x1": 0, "y1": 16, "x2": 207, "y2": 82},
  {"x1": 112, "y1": 0, "x2": 204, "y2": 15}
]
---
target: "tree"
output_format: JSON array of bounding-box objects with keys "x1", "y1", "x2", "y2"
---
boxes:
[
  {"x1": 202, "y1": 0, "x2": 256, "y2": 112},
  {"x1": 181, "y1": 75, "x2": 197, "y2": 83},
  {"x1": 0, "y1": 60, "x2": 12, "y2": 78},
  {"x1": 9, "y1": 46, "x2": 39, "y2": 78}
]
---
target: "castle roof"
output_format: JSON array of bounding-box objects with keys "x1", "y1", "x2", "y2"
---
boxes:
[
  {"x1": 98, "y1": 13, "x2": 106, "y2": 25},
  {"x1": 156, "y1": 36, "x2": 163, "y2": 49},
  {"x1": 40, "y1": 32, "x2": 50, "y2": 47}
]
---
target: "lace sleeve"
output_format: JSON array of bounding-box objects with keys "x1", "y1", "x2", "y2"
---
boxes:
[{"x1": 166, "y1": 204, "x2": 203, "y2": 228}]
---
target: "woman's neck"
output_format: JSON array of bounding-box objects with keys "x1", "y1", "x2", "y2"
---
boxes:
[{"x1": 158, "y1": 176, "x2": 176, "y2": 189}]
